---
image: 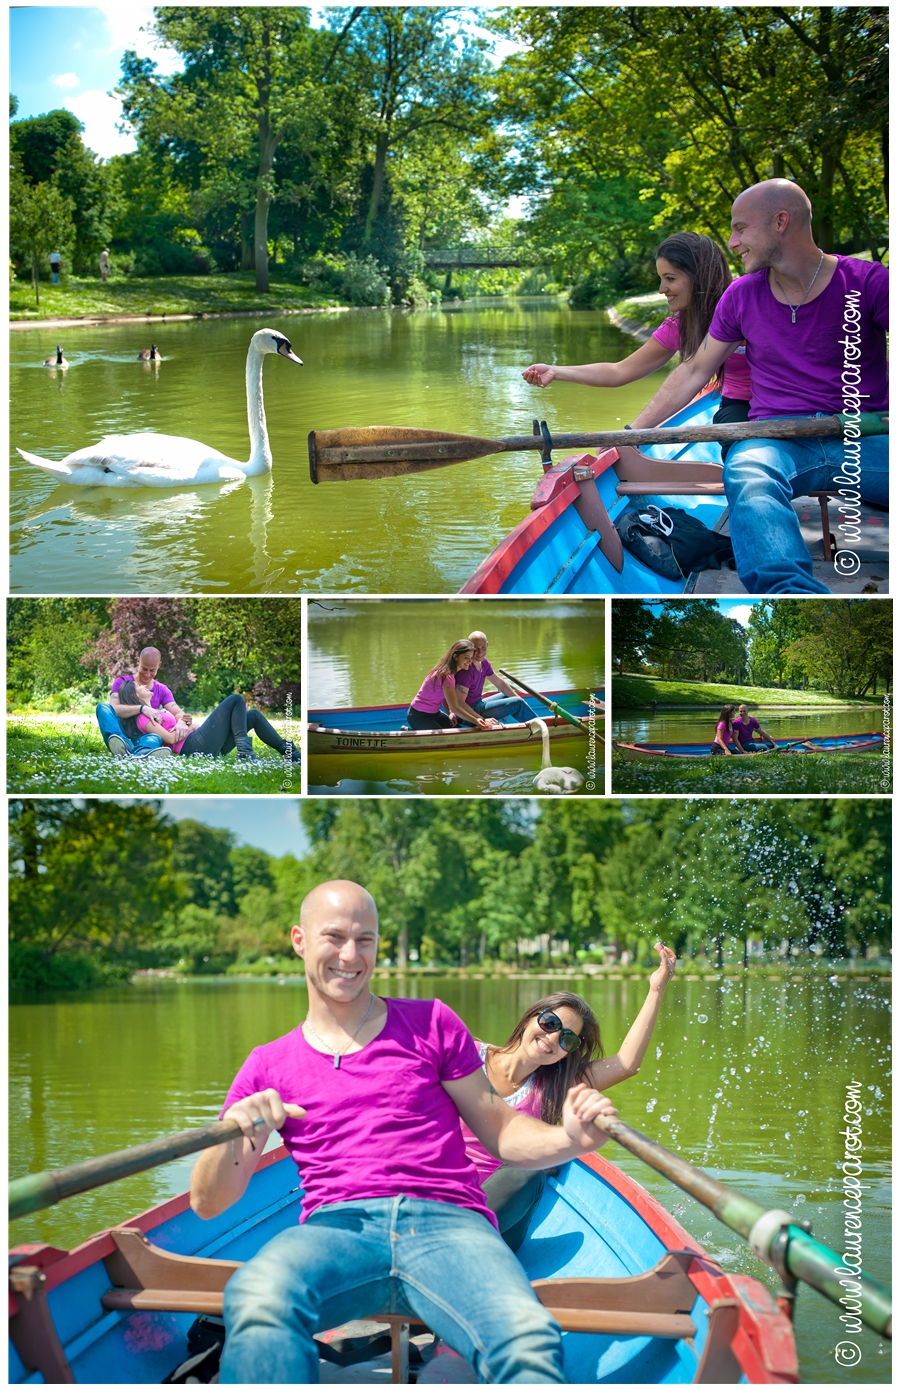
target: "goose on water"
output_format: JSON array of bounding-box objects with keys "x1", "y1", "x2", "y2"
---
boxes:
[
  {"x1": 43, "y1": 345, "x2": 69, "y2": 368},
  {"x1": 18, "y1": 329, "x2": 302, "y2": 488},
  {"x1": 530, "y1": 717, "x2": 585, "y2": 794},
  {"x1": 138, "y1": 344, "x2": 160, "y2": 360}
]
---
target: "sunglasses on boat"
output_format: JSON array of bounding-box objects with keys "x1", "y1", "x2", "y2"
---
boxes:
[{"x1": 536, "y1": 1009, "x2": 582, "y2": 1054}]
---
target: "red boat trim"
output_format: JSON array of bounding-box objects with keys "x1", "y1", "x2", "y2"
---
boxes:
[
  {"x1": 9, "y1": 1147, "x2": 291, "y2": 1300},
  {"x1": 577, "y1": 1154, "x2": 797, "y2": 1383}
]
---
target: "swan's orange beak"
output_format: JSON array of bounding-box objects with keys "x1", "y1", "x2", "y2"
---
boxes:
[{"x1": 277, "y1": 340, "x2": 304, "y2": 366}]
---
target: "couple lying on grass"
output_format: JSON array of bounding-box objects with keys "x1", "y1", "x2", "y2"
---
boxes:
[
  {"x1": 95, "y1": 645, "x2": 299, "y2": 766},
  {"x1": 196, "y1": 879, "x2": 677, "y2": 1382}
]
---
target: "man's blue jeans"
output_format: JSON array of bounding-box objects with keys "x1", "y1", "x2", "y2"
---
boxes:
[
  {"x1": 95, "y1": 703, "x2": 163, "y2": 756},
  {"x1": 723, "y1": 419, "x2": 888, "y2": 594},
  {"x1": 462, "y1": 695, "x2": 535, "y2": 725},
  {"x1": 220, "y1": 1196, "x2": 565, "y2": 1384}
]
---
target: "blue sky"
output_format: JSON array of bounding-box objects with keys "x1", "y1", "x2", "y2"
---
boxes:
[
  {"x1": 643, "y1": 600, "x2": 755, "y2": 627},
  {"x1": 160, "y1": 798, "x2": 309, "y2": 859},
  {"x1": 10, "y1": 6, "x2": 521, "y2": 161}
]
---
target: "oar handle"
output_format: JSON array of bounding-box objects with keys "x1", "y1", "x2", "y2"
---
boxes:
[
  {"x1": 9, "y1": 1117, "x2": 253, "y2": 1222},
  {"x1": 497, "y1": 669, "x2": 589, "y2": 734},
  {"x1": 590, "y1": 1113, "x2": 892, "y2": 1338}
]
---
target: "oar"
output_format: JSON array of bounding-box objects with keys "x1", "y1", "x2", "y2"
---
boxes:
[
  {"x1": 591, "y1": 1111, "x2": 891, "y2": 1339},
  {"x1": 308, "y1": 412, "x2": 889, "y2": 482},
  {"x1": 497, "y1": 669, "x2": 595, "y2": 736},
  {"x1": 8, "y1": 1115, "x2": 275, "y2": 1222}
]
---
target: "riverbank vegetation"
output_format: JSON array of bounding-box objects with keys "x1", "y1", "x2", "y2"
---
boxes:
[
  {"x1": 613, "y1": 599, "x2": 892, "y2": 698},
  {"x1": 10, "y1": 7, "x2": 887, "y2": 318},
  {"x1": 9, "y1": 798, "x2": 890, "y2": 993},
  {"x1": 9, "y1": 273, "x2": 345, "y2": 323}
]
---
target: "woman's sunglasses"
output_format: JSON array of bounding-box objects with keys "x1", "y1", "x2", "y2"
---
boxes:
[{"x1": 536, "y1": 1009, "x2": 582, "y2": 1054}]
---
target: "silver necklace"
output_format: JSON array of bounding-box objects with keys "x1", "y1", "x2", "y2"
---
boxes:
[
  {"x1": 304, "y1": 993, "x2": 376, "y2": 1068},
  {"x1": 773, "y1": 250, "x2": 824, "y2": 324}
]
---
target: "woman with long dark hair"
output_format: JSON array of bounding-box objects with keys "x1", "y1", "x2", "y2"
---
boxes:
[
  {"x1": 711, "y1": 703, "x2": 737, "y2": 755},
  {"x1": 522, "y1": 231, "x2": 751, "y2": 430},
  {"x1": 461, "y1": 944, "x2": 677, "y2": 1250},
  {"x1": 118, "y1": 679, "x2": 300, "y2": 765},
  {"x1": 406, "y1": 640, "x2": 499, "y2": 732}
]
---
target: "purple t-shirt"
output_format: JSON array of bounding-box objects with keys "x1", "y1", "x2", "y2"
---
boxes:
[
  {"x1": 223, "y1": 997, "x2": 496, "y2": 1227},
  {"x1": 111, "y1": 674, "x2": 175, "y2": 709},
  {"x1": 455, "y1": 657, "x2": 495, "y2": 707},
  {"x1": 653, "y1": 314, "x2": 752, "y2": 400},
  {"x1": 732, "y1": 716, "x2": 761, "y2": 741},
  {"x1": 411, "y1": 670, "x2": 450, "y2": 713},
  {"x1": 709, "y1": 256, "x2": 888, "y2": 419}
]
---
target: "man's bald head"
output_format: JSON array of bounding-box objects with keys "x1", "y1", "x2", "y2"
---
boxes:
[
  {"x1": 139, "y1": 646, "x2": 163, "y2": 665},
  {"x1": 733, "y1": 179, "x2": 813, "y2": 234},
  {"x1": 299, "y1": 880, "x2": 378, "y2": 935},
  {"x1": 468, "y1": 631, "x2": 487, "y2": 647}
]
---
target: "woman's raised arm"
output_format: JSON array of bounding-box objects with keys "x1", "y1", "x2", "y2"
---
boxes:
[{"x1": 584, "y1": 944, "x2": 677, "y2": 1090}]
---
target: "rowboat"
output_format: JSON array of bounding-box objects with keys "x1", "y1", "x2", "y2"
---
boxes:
[
  {"x1": 461, "y1": 392, "x2": 727, "y2": 595},
  {"x1": 308, "y1": 688, "x2": 603, "y2": 755},
  {"x1": 8, "y1": 1144, "x2": 799, "y2": 1384},
  {"x1": 615, "y1": 731, "x2": 884, "y2": 759}
]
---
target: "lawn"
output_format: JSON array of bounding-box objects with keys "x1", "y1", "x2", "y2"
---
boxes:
[
  {"x1": 6, "y1": 716, "x2": 298, "y2": 794},
  {"x1": 611, "y1": 750, "x2": 888, "y2": 794},
  {"x1": 10, "y1": 273, "x2": 346, "y2": 322},
  {"x1": 612, "y1": 674, "x2": 882, "y2": 708}
]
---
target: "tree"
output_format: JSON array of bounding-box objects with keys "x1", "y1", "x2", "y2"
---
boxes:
[
  {"x1": 783, "y1": 600, "x2": 893, "y2": 698},
  {"x1": 611, "y1": 601, "x2": 655, "y2": 675},
  {"x1": 84, "y1": 597, "x2": 206, "y2": 701},
  {"x1": 9, "y1": 164, "x2": 75, "y2": 305},
  {"x1": 193, "y1": 598, "x2": 301, "y2": 709}
]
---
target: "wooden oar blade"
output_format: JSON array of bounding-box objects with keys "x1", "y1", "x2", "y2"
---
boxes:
[{"x1": 308, "y1": 426, "x2": 505, "y2": 482}]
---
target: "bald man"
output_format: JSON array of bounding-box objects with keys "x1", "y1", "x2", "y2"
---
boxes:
[
  {"x1": 193, "y1": 880, "x2": 618, "y2": 1383},
  {"x1": 631, "y1": 179, "x2": 888, "y2": 594},
  {"x1": 454, "y1": 631, "x2": 534, "y2": 725},
  {"x1": 95, "y1": 647, "x2": 191, "y2": 758}
]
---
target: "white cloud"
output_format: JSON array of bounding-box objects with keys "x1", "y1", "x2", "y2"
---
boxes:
[
  {"x1": 51, "y1": 73, "x2": 81, "y2": 90},
  {"x1": 727, "y1": 604, "x2": 754, "y2": 627},
  {"x1": 65, "y1": 90, "x2": 136, "y2": 158},
  {"x1": 95, "y1": 4, "x2": 182, "y2": 77}
]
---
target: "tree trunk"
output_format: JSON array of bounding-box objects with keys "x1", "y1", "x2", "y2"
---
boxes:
[
  {"x1": 240, "y1": 211, "x2": 254, "y2": 271},
  {"x1": 254, "y1": 184, "x2": 272, "y2": 293},
  {"x1": 478, "y1": 929, "x2": 486, "y2": 963},
  {"x1": 364, "y1": 130, "x2": 390, "y2": 248},
  {"x1": 32, "y1": 250, "x2": 39, "y2": 307},
  {"x1": 397, "y1": 923, "x2": 408, "y2": 970}
]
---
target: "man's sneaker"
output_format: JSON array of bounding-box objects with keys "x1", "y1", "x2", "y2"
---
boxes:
[
  {"x1": 131, "y1": 745, "x2": 173, "y2": 759},
  {"x1": 107, "y1": 735, "x2": 130, "y2": 758}
]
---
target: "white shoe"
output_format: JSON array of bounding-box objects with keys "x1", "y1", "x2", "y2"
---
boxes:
[{"x1": 108, "y1": 735, "x2": 129, "y2": 757}]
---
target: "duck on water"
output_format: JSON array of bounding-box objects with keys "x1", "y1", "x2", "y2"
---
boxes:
[{"x1": 17, "y1": 329, "x2": 302, "y2": 488}]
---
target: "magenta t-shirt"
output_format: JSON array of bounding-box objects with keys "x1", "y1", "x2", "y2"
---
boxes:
[
  {"x1": 653, "y1": 314, "x2": 752, "y2": 401},
  {"x1": 709, "y1": 256, "x2": 888, "y2": 419},
  {"x1": 460, "y1": 1042, "x2": 542, "y2": 1182},
  {"x1": 411, "y1": 670, "x2": 450, "y2": 713},
  {"x1": 111, "y1": 674, "x2": 174, "y2": 709},
  {"x1": 137, "y1": 707, "x2": 188, "y2": 754},
  {"x1": 222, "y1": 997, "x2": 497, "y2": 1227},
  {"x1": 456, "y1": 657, "x2": 495, "y2": 706},
  {"x1": 732, "y1": 716, "x2": 761, "y2": 741}
]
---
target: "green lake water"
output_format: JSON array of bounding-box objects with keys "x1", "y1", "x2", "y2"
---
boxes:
[
  {"x1": 612, "y1": 709, "x2": 883, "y2": 746},
  {"x1": 10, "y1": 302, "x2": 665, "y2": 595},
  {"x1": 9, "y1": 974, "x2": 890, "y2": 1383},
  {"x1": 308, "y1": 598, "x2": 604, "y2": 795}
]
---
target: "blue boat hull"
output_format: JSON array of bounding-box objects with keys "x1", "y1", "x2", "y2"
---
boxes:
[
  {"x1": 9, "y1": 1148, "x2": 798, "y2": 1384},
  {"x1": 615, "y1": 731, "x2": 884, "y2": 759}
]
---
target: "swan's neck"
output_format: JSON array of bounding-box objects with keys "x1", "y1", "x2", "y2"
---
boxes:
[
  {"x1": 530, "y1": 718, "x2": 552, "y2": 769},
  {"x1": 246, "y1": 346, "x2": 272, "y2": 473}
]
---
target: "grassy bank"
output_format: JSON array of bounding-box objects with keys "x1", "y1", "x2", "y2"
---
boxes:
[
  {"x1": 7, "y1": 715, "x2": 297, "y2": 794},
  {"x1": 610, "y1": 291, "x2": 670, "y2": 338},
  {"x1": 10, "y1": 272, "x2": 346, "y2": 323},
  {"x1": 613, "y1": 675, "x2": 881, "y2": 708},
  {"x1": 612, "y1": 749, "x2": 888, "y2": 794}
]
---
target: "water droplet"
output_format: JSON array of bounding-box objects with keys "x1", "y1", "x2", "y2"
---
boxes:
[{"x1": 697, "y1": 1014, "x2": 708, "y2": 1024}]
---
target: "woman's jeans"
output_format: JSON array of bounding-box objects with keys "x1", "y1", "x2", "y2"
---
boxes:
[
  {"x1": 407, "y1": 706, "x2": 454, "y2": 730},
  {"x1": 482, "y1": 1165, "x2": 549, "y2": 1252},
  {"x1": 181, "y1": 693, "x2": 286, "y2": 757},
  {"x1": 220, "y1": 1196, "x2": 564, "y2": 1384},
  {"x1": 95, "y1": 703, "x2": 163, "y2": 756},
  {"x1": 722, "y1": 418, "x2": 888, "y2": 594}
]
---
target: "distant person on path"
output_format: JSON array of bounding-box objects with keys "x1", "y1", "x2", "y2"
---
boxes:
[
  {"x1": 407, "y1": 639, "x2": 499, "y2": 731},
  {"x1": 461, "y1": 943, "x2": 677, "y2": 1250},
  {"x1": 711, "y1": 704, "x2": 737, "y2": 755},
  {"x1": 99, "y1": 248, "x2": 110, "y2": 281},
  {"x1": 629, "y1": 179, "x2": 889, "y2": 594},
  {"x1": 48, "y1": 251, "x2": 62, "y2": 284},
  {"x1": 192, "y1": 879, "x2": 618, "y2": 1383},
  {"x1": 455, "y1": 631, "x2": 534, "y2": 725},
  {"x1": 731, "y1": 703, "x2": 776, "y2": 752},
  {"x1": 522, "y1": 232, "x2": 752, "y2": 431}
]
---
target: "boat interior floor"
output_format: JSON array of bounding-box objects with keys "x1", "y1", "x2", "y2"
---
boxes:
[{"x1": 690, "y1": 496, "x2": 889, "y2": 594}]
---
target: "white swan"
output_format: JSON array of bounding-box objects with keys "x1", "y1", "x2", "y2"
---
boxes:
[
  {"x1": 530, "y1": 717, "x2": 585, "y2": 794},
  {"x1": 17, "y1": 329, "x2": 302, "y2": 488},
  {"x1": 43, "y1": 345, "x2": 69, "y2": 368}
]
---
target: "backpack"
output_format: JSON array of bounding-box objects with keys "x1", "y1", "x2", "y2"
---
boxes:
[{"x1": 615, "y1": 505, "x2": 734, "y2": 580}]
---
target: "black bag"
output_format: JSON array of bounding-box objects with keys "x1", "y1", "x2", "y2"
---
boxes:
[{"x1": 615, "y1": 504, "x2": 734, "y2": 579}]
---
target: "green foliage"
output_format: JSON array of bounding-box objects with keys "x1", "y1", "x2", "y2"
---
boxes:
[
  {"x1": 615, "y1": 601, "x2": 748, "y2": 684},
  {"x1": 9, "y1": 165, "x2": 76, "y2": 305},
  {"x1": 782, "y1": 599, "x2": 893, "y2": 699}
]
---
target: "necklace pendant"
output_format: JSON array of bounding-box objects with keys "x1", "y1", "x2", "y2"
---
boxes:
[
  {"x1": 791, "y1": 308, "x2": 797, "y2": 324},
  {"x1": 334, "y1": 1053, "x2": 341, "y2": 1069}
]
